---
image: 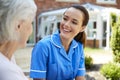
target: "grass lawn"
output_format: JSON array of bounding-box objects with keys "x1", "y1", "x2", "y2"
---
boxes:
[
  {"x1": 84, "y1": 47, "x2": 113, "y2": 64},
  {"x1": 84, "y1": 47, "x2": 112, "y2": 54}
]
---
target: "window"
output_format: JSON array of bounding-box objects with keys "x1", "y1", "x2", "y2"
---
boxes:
[
  {"x1": 56, "y1": 0, "x2": 79, "y2": 2},
  {"x1": 97, "y1": 0, "x2": 116, "y2": 4},
  {"x1": 87, "y1": 21, "x2": 97, "y2": 39}
]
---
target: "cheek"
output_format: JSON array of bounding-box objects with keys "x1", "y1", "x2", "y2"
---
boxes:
[
  {"x1": 60, "y1": 20, "x2": 66, "y2": 28},
  {"x1": 27, "y1": 24, "x2": 33, "y2": 35},
  {"x1": 29, "y1": 25, "x2": 33, "y2": 35},
  {"x1": 59, "y1": 22, "x2": 63, "y2": 29},
  {"x1": 73, "y1": 26, "x2": 81, "y2": 34}
]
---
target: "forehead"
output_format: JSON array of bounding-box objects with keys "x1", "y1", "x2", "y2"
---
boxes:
[{"x1": 64, "y1": 7, "x2": 84, "y2": 21}]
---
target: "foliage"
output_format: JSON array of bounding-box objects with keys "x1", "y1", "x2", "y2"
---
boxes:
[
  {"x1": 100, "y1": 62, "x2": 120, "y2": 80},
  {"x1": 110, "y1": 13, "x2": 120, "y2": 63},
  {"x1": 85, "y1": 55, "x2": 93, "y2": 69}
]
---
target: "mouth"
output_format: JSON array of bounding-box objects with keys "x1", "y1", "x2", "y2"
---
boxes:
[{"x1": 63, "y1": 28, "x2": 71, "y2": 32}]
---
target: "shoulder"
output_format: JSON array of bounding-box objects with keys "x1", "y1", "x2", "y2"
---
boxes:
[
  {"x1": 75, "y1": 41, "x2": 84, "y2": 51},
  {"x1": 77, "y1": 42, "x2": 83, "y2": 47},
  {"x1": 34, "y1": 31, "x2": 60, "y2": 49},
  {"x1": 36, "y1": 35, "x2": 51, "y2": 47},
  {"x1": 73, "y1": 40, "x2": 83, "y2": 48}
]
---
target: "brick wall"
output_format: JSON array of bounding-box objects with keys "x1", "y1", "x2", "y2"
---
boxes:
[{"x1": 86, "y1": 40, "x2": 99, "y2": 48}]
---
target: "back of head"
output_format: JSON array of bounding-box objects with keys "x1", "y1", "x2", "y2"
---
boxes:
[{"x1": 0, "y1": 0, "x2": 37, "y2": 44}]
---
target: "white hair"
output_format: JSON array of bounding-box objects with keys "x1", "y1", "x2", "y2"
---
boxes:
[{"x1": 0, "y1": 0, "x2": 37, "y2": 43}]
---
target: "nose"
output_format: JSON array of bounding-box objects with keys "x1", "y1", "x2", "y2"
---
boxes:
[{"x1": 64, "y1": 21, "x2": 70, "y2": 28}]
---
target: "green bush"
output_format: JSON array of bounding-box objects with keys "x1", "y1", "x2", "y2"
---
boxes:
[
  {"x1": 110, "y1": 13, "x2": 120, "y2": 63},
  {"x1": 113, "y1": 51, "x2": 120, "y2": 63},
  {"x1": 100, "y1": 62, "x2": 120, "y2": 80},
  {"x1": 85, "y1": 55, "x2": 93, "y2": 69}
]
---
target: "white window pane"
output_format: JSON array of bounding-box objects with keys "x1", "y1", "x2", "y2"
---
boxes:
[{"x1": 96, "y1": 0, "x2": 116, "y2": 4}]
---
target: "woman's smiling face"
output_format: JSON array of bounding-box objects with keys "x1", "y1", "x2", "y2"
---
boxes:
[{"x1": 60, "y1": 7, "x2": 85, "y2": 40}]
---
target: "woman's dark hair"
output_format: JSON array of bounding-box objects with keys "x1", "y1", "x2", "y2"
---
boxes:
[
  {"x1": 72, "y1": 5, "x2": 89, "y2": 47},
  {"x1": 59, "y1": 5, "x2": 89, "y2": 47}
]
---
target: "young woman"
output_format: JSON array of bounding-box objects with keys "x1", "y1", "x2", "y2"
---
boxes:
[
  {"x1": 0, "y1": 0, "x2": 37, "y2": 80},
  {"x1": 30, "y1": 5, "x2": 89, "y2": 80}
]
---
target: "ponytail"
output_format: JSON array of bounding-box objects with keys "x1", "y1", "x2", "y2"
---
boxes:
[{"x1": 74, "y1": 31, "x2": 86, "y2": 47}]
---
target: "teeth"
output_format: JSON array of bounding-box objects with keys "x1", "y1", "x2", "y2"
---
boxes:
[{"x1": 63, "y1": 29, "x2": 70, "y2": 32}]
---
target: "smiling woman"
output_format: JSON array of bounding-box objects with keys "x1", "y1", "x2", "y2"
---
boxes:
[{"x1": 30, "y1": 5, "x2": 89, "y2": 80}]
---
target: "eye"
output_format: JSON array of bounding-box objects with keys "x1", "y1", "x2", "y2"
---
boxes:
[
  {"x1": 72, "y1": 21, "x2": 78, "y2": 25},
  {"x1": 63, "y1": 17, "x2": 67, "y2": 21}
]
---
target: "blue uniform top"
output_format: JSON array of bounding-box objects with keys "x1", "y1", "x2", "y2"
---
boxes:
[{"x1": 30, "y1": 31, "x2": 86, "y2": 80}]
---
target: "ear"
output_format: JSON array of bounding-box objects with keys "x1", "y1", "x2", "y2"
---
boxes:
[
  {"x1": 15, "y1": 24, "x2": 20, "y2": 31},
  {"x1": 80, "y1": 26, "x2": 86, "y2": 32},
  {"x1": 18, "y1": 25, "x2": 20, "y2": 29},
  {"x1": 15, "y1": 21, "x2": 23, "y2": 30}
]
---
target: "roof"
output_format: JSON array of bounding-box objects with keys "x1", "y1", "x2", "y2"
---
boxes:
[
  {"x1": 82, "y1": 3, "x2": 106, "y2": 12},
  {"x1": 39, "y1": 8, "x2": 67, "y2": 17},
  {"x1": 39, "y1": 3, "x2": 120, "y2": 17}
]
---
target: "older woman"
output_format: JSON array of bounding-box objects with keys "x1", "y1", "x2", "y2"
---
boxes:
[{"x1": 0, "y1": 0, "x2": 37, "y2": 80}]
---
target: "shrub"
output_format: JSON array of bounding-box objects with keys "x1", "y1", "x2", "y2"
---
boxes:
[
  {"x1": 85, "y1": 55, "x2": 93, "y2": 69},
  {"x1": 113, "y1": 51, "x2": 120, "y2": 63},
  {"x1": 100, "y1": 62, "x2": 120, "y2": 80},
  {"x1": 110, "y1": 13, "x2": 120, "y2": 63}
]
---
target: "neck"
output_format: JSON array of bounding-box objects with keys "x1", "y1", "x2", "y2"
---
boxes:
[
  {"x1": 60, "y1": 36, "x2": 72, "y2": 52},
  {"x1": 0, "y1": 41, "x2": 18, "y2": 60}
]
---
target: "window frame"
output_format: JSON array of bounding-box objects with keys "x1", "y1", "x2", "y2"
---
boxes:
[
  {"x1": 86, "y1": 20, "x2": 97, "y2": 40},
  {"x1": 96, "y1": 0, "x2": 116, "y2": 4}
]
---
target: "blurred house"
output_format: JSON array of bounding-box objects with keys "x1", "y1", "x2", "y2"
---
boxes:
[{"x1": 28, "y1": 0, "x2": 120, "y2": 49}]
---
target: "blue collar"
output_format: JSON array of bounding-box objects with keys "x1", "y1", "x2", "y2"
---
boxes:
[{"x1": 51, "y1": 31, "x2": 78, "y2": 48}]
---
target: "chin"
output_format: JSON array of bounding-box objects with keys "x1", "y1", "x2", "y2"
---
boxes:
[
  {"x1": 23, "y1": 43, "x2": 27, "y2": 47},
  {"x1": 60, "y1": 33, "x2": 68, "y2": 39},
  {"x1": 19, "y1": 42, "x2": 27, "y2": 48}
]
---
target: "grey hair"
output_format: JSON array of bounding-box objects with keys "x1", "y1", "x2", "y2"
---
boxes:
[{"x1": 0, "y1": 0, "x2": 37, "y2": 43}]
